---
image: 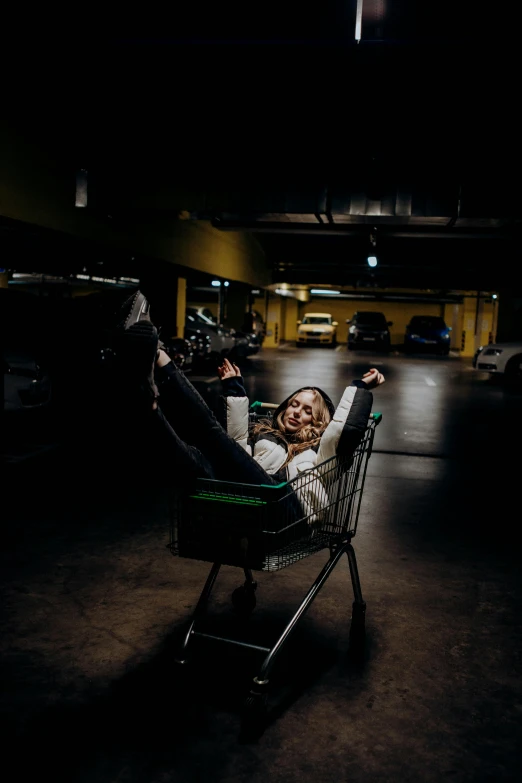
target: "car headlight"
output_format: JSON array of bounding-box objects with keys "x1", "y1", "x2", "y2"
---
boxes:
[
  {"x1": 484, "y1": 348, "x2": 503, "y2": 356},
  {"x1": 442, "y1": 333, "x2": 450, "y2": 340},
  {"x1": 410, "y1": 333, "x2": 420, "y2": 339}
]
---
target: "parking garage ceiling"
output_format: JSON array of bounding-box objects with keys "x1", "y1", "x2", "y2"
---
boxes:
[{"x1": 2, "y1": 5, "x2": 520, "y2": 294}]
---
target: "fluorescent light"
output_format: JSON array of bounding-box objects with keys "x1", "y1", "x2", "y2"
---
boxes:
[
  {"x1": 75, "y1": 169, "x2": 88, "y2": 208},
  {"x1": 355, "y1": 0, "x2": 363, "y2": 41},
  {"x1": 367, "y1": 256, "x2": 378, "y2": 268},
  {"x1": 91, "y1": 276, "x2": 119, "y2": 284},
  {"x1": 224, "y1": 281, "x2": 229, "y2": 287},
  {"x1": 310, "y1": 289, "x2": 340, "y2": 295},
  {"x1": 492, "y1": 294, "x2": 498, "y2": 299},
  {"x1": 211, "y1": 280, "x2": 221, "y2": 287}
]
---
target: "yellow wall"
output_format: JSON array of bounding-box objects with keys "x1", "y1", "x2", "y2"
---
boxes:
[
  {"x1": 189, "y1": 291, "x2": 497, "y2": 353},
  {"x1": 0, "y1": 125, "x2": 271, "y2": 289},
  {"x1": 291, "y1": 295, "x2": 497, "y2": 351}
]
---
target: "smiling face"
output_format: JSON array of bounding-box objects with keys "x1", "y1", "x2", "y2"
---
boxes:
[{"x1": 282, "y1": 390, "x2": 317, "y2": 433}]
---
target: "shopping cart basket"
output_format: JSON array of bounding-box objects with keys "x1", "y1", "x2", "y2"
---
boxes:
[{"x1": 168, "y1": 402, "x2": 382, "y2": 734}]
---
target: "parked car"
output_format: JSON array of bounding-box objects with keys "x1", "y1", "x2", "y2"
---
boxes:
[
  {"x1": 193, "y1": 306, "x2": 218, "y2": 322},
  {"x1": 296, "y1": 313, "x2": 338, "y2": 347},
  {"x1": 404, "y1": 315, "x2": 452, "y2": 355},
  {"x1": 4, "y1": 348, "x2": 52, "y2": 415},
  {"x1": 161, "y1": 336, "x2": 194, "y2": 371},
  {"x1": 347, "y1": 311, "x2": 392, "y2": 351},
  {"x1": 183, "y1": 324, "x2": 212, "y2": 370},
  {"x1": 185, "y1": 307, "x2": 240, "y2": 363},
  {"x1": 232, "y1": 330, "x2": 261, "y2": 359},
  {"x1": 472, "y1": 340, "x2": 522, "y2": 383},
  {"x1": 242, "y1": 309, "x2": 266, "y2": 346}
]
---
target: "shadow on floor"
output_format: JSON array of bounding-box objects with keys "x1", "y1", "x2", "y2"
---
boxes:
[{"x1": 6, "y1": 614, "x2": 372, "y2": 781}]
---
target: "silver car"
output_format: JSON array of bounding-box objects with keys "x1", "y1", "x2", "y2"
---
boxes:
[{"x1": 185, "y1": 307, "x2": 237, "y2": 358}]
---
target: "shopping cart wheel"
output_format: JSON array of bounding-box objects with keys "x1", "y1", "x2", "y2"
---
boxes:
[
  {"x1": 240, "y1": 691, "x2": 268, "y2": 739},
  {"x1": 231, "y1": 584, "x2": 257, "y2": 616}
]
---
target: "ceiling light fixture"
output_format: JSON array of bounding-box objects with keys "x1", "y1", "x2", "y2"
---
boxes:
[{"x1": 310, "y1": 289, "x2": 340, "y2": 295}]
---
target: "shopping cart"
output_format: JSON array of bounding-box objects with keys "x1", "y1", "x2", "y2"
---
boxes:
[{"x1": 168, "y1": 401, "x2": 382, "y2": 734}]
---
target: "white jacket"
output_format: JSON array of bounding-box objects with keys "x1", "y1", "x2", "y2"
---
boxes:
[{"x1": 222, "y1": 379, "x2": 373, "y2": 523}]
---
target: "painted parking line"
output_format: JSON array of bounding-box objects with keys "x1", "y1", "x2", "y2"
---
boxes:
[
  {"x1": 335, "y1": 344, "x2": 344, "y2": 352},
  {"x1": 425, "y1": 377, "x2": 436, "y2": 386}
]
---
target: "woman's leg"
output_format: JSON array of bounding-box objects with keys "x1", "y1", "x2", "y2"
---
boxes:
[
  {"x1": 154, "y1": 355, "x2": 277, "y2": 485},
  {"x1": 148, "y1": 405, "x2": 216, "y2": 481},
  {"x1": 153, "y1": 356, "x2": 306, "y2": 526},
  {"x1": 113, "y1": 317, "x2": 277, "y2": 486}
]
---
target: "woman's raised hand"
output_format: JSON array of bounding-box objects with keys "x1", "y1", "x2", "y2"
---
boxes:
[
  {"x1": 361, "y1": 367, "x2": 385, "y2": 389},
  {"x1": 217, "y1": 357, "x2": 242, "y2": 380}
]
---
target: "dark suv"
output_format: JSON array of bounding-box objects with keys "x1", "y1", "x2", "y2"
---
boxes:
[
  {"x1": 404, "y1": 315, "x2": 452, "y2": 355},
  {"x1": 346, "y1": 311, "x2": 393, "y2": 351}
]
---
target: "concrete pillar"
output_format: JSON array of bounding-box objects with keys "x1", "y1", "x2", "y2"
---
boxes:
[
  {"x1": 450, "y1": 304, "x2": 461, "y2": 350},
  {"x1": 175, "y1": 277, "x2": 187, "y2": 339},
  {"x1": 224, "y1": 284, "x2": 250, "y2": 331},
  {"x1": 473, "y1": 293, "x2": 484, "y2": 354},
  {"x1": 492, "y1": 297, "x2": 499, "y2": 342},
  {"x1": 496, "y1": 290, "x2": 522, "y2": 342},
  {"x1": 283, "y1": 298, "x2": 299, "y2": 341},
  {"x1": 142, "y1": 273, "x2": 186, "y2": 339},
  {"x1": 461, "y1": 296, "x2": 478, "y2": 357},
  {"x1": 264, "y1": 293, "x2": 282, "y2": 348}
]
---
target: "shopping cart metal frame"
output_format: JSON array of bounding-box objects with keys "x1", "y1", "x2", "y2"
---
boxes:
[{"x1": 168, "y1": 403, "x2": 382, "y2": 734}]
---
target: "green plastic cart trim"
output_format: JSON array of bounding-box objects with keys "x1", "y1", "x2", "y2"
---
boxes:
[{"x1": 190, "y1": 493, "x2": 267, "y2": 505}]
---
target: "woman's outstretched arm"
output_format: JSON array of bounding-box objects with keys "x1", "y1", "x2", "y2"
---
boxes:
[
  {"x1": 317, "y1": 367, "x2": 385, "y2": 462},
  {"x1": 217, "y1": 358, "x2": 251, "y2": 452}
]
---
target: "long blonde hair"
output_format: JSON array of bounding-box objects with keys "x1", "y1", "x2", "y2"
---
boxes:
[{"x1": 251, "y1": 388, "x2": 332, "y2": 467}]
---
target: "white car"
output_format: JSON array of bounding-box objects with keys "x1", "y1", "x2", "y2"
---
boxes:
[
  {"x1": 296, "y1": 313, "x2": 338, "y2": 347},
  {"x1": 472, "y1": 340, "x2": 522, "y2": 383}
]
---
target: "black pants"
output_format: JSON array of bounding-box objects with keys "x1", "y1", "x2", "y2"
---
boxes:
[{"x1": 146, "y1": 362, "x2": 279, "y2": 486}]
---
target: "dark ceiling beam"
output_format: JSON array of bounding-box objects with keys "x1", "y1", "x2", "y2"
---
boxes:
[{"x1": 212, "y1": 219, "x2": 513, "y2": 241}]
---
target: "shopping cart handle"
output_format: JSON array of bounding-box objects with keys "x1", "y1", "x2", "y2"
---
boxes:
[
  {"x1": 250, "y1": 401, "x2": 278, "y2": 410},
  {"x1": 371, "y1": 412, "x2": 382, "y2": 424}
]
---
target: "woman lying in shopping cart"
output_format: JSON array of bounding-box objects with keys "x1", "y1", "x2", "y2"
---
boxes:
[{"x1": 113, "y1": 291, "x2": 385, "y2": 514}]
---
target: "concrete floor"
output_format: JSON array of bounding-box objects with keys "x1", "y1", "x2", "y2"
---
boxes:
[{"x1": 2, "y1": 346, "x2": 522, "y2": 782}]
